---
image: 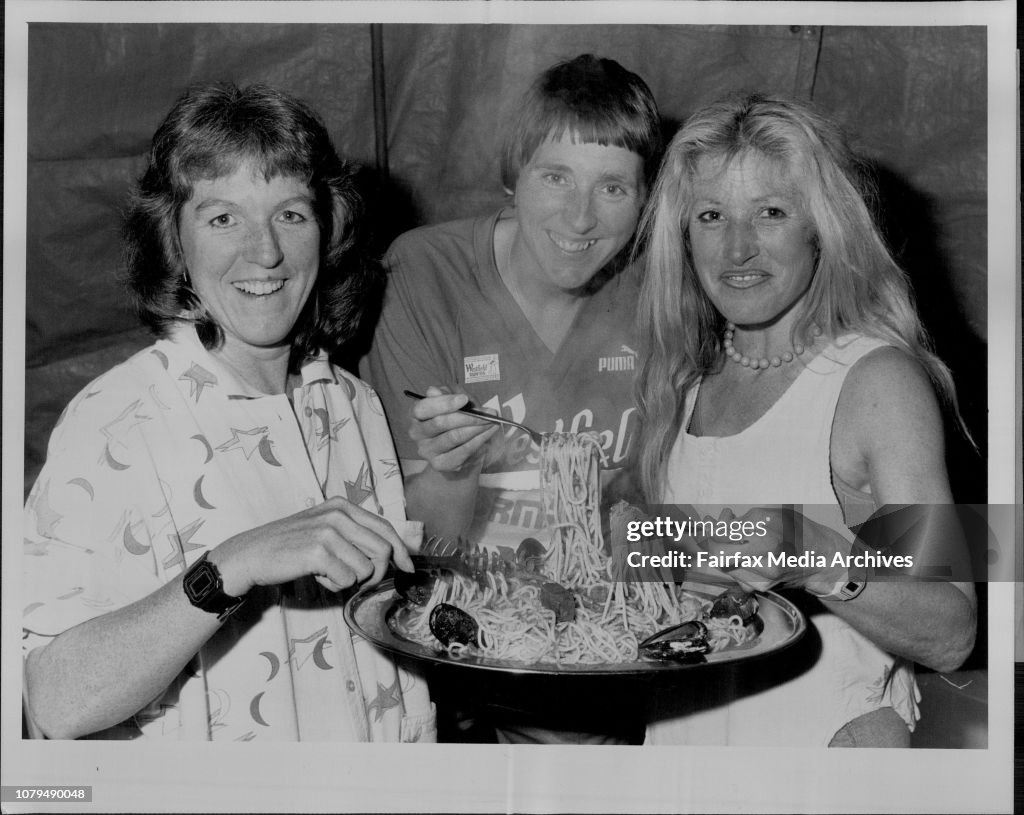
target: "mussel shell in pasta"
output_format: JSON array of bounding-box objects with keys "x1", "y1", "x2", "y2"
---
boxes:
[
  {"x1": 539, "y1": 582, "x2": 576, "y2": 623},
  {"x1": 638, "y1": 620, "x2": 710, "y2": 662},
  {"x1": 710, "y1": 587, "x2": 758, "y2": 624},
  {"x1": 394, "y1": 569, "x2": 437, "y2": 606},
  {"x1": 428, "y1": 603, "x2": 479, "y2": 647},
  {"x1": 516, "y1": 537, "x2": 546, "y2": 572}
]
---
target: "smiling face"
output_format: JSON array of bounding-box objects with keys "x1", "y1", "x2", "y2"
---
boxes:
[
  {"x1": 688, "y1": 151, "x2": 818, "y2": 331},
  {"x1": 509, "y1": 133, "x2": 645, "y2": 298},
  {"x1": 177, "y1": 162, "x2": 320, "y2": 364}
]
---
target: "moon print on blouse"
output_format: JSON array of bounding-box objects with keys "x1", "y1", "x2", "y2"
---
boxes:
[
  {"x1": 288, "y1": 627, "x2": 333, "y2": 672},
  {"x1": 260, "y1": 651, "x2": 281, "y2": 682},
  {"x1": 123, "y1": 519, "x2": 152, "y2": 555},
  {"x1": 150, "y1": 349, "x2": 169, "y2": 369},
  {"x1": 191, "y1": 434, "x2": 214, "y2": 463},
  {"x1": 366, "y1": 390, "x2": 386, "y2": 417},
  {"x1": 67, "y1": 477, "x2": 95, "y2": 499},
  {"x1": 249, "y1": 692, "x2": 270, "y2": 727},
  {"x1": 312, "y1": 637, "x2": 333, "y2": 671},
  {"x1": 257, "y1": 436, "x2": 282, "y2": 467},
  {"x1": 148, "y1": 384, "x2": 173, "y2": 411},
  {"x1": 193, "y1": 475, "x2": 215, "y2": 510},
  {"x1": 103, "y1": 446, "x2": 130, "y2": 470},
  {"x1": 341, "y1": 377, "x2": 357, "y2": 402}
]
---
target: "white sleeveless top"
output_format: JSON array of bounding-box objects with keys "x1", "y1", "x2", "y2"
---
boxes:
[{"x1": 646, "y1": 334, "x2": 920, "y2": 747}]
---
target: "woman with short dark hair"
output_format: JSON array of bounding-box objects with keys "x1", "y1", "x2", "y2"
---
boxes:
[
  {"x1": 23, "y1": 82, "x2": 434, "y2": 742},
  {"x1": 365, "y1": 53, "x2": 661, "y2": 744},
  {"x1": 367, "y1": 53, "x2": 661, "y2": 551}
]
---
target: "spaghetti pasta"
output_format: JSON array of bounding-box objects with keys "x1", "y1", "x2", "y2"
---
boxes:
[{"x1": 394, "y1": 432, "x2": 760, "y2": 664}]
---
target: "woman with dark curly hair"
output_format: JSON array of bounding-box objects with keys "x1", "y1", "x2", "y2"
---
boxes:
[{"x1": 22, "y1": 83, "x2": 434, "y2": 742}]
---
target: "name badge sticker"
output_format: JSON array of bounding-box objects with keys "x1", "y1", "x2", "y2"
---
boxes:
[{"x1": 464, "y1": 353, "x2": 500, "y2": 384}]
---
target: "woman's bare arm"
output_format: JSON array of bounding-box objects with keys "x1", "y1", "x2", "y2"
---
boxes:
[
  {"x1": 822, "y1": 347, "x2": 976, "y2": 671},
  {"x1": 24, "y1": 497, "x2": 411, "y2": 739},
  {"x1": 717, "y1": 348, "x2": 976, "y2": 672}
]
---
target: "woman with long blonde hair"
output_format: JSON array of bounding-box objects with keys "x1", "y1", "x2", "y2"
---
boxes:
[{"x1": 636, "y1": 94, "x2": 975, "y2": 747}]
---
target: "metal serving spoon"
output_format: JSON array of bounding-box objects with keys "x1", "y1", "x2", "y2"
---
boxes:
[{"x1": 403, "y1": 389, "x2": 545, "y2": 445}]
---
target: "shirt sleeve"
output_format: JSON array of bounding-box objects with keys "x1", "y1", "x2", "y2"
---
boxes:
[
  {"x1": 23, "y1": 380, "x2": 165, "y2": 654},
  {"x1": 362, "y1": 232, "x2": 461, "y2": 462}
]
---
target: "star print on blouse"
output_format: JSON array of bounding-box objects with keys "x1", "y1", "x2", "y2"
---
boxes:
[
  {"x1": 161, "y1": 518, "x2": 205, "y2": 571},
  {"x1": 216, "y1": 427, "x2": 282, "y2": 466},
  {"x1": 867, "y1": 664, "x2": 895, "y2": 705},
  {"x1": 207, "y1": 687, "x2": 231, "y2": 732},
  {"x1": 366, "y1": 678, "x2": 403, "y2": 722},
  {"x1": 179, "y1": 363, "x2": 218, "y2": 402},
  {"x1": 100, "y1": 399, "x2": 152, "y2": 470},
  {"x1": 288, "y1": 627, "x2": 333, "y2": 671},
  {"x1": 29, "y1": 482, "x2": 63, "y2": 539},
  {"x1": 305, "y1": 405, "x2": 351, "y2": 450},
  {"x1": 344, "y1": 462, "x2": 375, "y2": 506}
]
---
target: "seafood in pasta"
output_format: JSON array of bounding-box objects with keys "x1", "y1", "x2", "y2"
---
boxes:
[{"x1": 391, "y1": 433, "x2": 760, "y2": 664}]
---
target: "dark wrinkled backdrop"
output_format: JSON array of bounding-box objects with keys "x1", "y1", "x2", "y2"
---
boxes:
[{"x1": 25, "y1": 23, "x2": 987, "y2": 501}]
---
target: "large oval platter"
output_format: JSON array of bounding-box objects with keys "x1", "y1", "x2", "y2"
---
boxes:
[{"x1": 344, "y1": 579, "x2": 806, "y2": 676}]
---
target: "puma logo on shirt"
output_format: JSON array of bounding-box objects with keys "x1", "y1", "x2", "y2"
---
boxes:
[{"x1": 598, "y1": 345, "x2": 638, "y2": 372}]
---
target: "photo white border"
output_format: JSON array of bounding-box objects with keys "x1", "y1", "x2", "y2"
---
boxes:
[{"x1": 3, "y1": 2, "x2": 1017, "y2": 812}]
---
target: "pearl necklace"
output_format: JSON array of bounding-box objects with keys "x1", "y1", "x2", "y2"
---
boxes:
[{"x1": 722, "y1": 322, "x2": 806, "y2": 370}]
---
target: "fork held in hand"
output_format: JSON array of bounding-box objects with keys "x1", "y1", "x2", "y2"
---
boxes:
[
  {"x1": 416, "y1": 534, "x2": 543, "y2": 584},
  {"x1": 402, "y1": 390, "x2": 546, "y2": 445}
]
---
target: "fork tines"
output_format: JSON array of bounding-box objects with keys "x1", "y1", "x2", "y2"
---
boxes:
[{"x1": 422, "y1": 535, "x2": 464, "y2": 558}]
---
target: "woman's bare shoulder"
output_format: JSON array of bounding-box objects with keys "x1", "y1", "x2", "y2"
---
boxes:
[
  {"x1": 841, "y1": 345, "x2": 940, "y2": 416},
  {"x1": 833, "y1": 344, "x2": 950, "y2": 502}
]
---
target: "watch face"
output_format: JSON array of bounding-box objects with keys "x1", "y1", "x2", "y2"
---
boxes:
[
  {"x1": 183, "y1": 555, "x2": 244, "y2": 620},
  {"x1": 185, "y1": 564, "x2": 218, "y2": 599}
]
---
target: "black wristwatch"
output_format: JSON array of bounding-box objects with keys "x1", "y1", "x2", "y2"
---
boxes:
[{"x1": 183, "y1": 552, "x2": 246, "y2": 622}]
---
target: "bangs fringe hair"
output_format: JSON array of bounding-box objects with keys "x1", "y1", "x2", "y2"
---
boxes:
[
  {"x1": 122, "y1": 82, "x2": 378, "y2": 371},
  {"x1": 500, "y1": 54, "x2": 662, "y2": 191}
]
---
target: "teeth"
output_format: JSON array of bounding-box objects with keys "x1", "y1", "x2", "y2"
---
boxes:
[
  {"x1": 551, "y1": 235, "x2": 597, "y2": 253},
  {"x1": 234, "y1": 280, "x2": 284, "y2": 296}
]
